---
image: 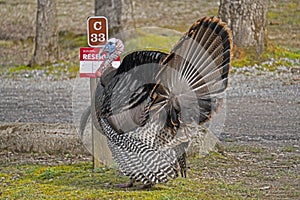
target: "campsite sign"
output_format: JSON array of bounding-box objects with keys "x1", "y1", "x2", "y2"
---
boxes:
[{"x1": 87, "y1": 16, "x2": 108, "y2": 47}]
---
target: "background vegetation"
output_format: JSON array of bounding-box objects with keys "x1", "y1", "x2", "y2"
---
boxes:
[{"x1": 0, "y1": 0, "x2": 299, "y2": 78}]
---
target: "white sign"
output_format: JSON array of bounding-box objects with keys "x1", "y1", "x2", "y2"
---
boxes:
[{"x1": 79, "y1": 47, "x2": 121, "y2": 78}]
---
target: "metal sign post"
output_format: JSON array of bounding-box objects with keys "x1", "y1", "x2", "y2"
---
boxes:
[{"x1": 85, "y1": 16, "x2": 113, "y2": 167}]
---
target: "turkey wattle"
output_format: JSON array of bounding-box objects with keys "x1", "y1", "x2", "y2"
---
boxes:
[{"x1": 92, "y1": 16, "x2": 232, "y2": 187}]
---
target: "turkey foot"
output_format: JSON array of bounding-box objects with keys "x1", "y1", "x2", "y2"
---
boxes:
[
  {"x1": 117, "y1": 179, "x2": 134, "y2": 188},
  {"x1": 139, "y1": 183, "x2": 154, "y2": 189}
]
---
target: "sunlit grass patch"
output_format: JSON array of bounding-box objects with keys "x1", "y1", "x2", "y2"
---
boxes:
[
  {"x1": 0, "y1": 159, "x2": 256, "y2": 199},
  {"x1": 124, "y1": 28, "x2": 181, "y2": 53},
  {"x1": 1, "y1": 143, "x2": 298, "y2": 199},
  {"x1": 231, "y1": 44, "x2": 300, "y2": 70},
  {"x1": 281, "y1": 145, "x2": 298, "y2": 153}
]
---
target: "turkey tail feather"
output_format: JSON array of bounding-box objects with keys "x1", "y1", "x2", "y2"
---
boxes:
[{"x1": 158, "y1": 17, "x2": 233, "y2": 125}]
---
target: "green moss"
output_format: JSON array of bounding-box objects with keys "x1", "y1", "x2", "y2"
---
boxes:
[
  {"x1": 0, "y1": 40, "x2": 13, "y2": 47},
  {"x1": 162, "y1": 23, "x2": 189, "y2": 33},
  {"x1": 3, "y1": 62, "x2": 79, "y2": 79},
  {"x1": 231, "y1": 44, "x2": 300, "y2": 69},
  {"x1": 287, "y1": 2, "x2": 298, "y2": 10},
  {"x1": 59, "y1": 31, "x2": 88, "y2": 49},
  {"x1": 267, "y1": 0, "x2": 300, "y2": 49},
  {"x1": 2, "y1": 144, "x2": 298, "y2": 199},
  {"x1": 7, "y1": 65, "x2": 42, "y2": 73},
  {"x1": 39, "y1": 167, "x2": 59, "y2": 180},
  {"x1": 125, "y1": 28, "x2": 181, "y2": 53},
  {"x1": 264, "y1": 45, "x2": 300, "y2": 60},
  {"x1": 207, "y1": 8, "x2": 219, "y2": 16},
  {"x1": 267, "y1": 11, "x2": 279, "y2": 20},
  {"x1": 281, "y1": 145, "x2": 298, "y2": 153},
  {"x1": 0, "y1": 160, "x2": 257, "y2": 199}
]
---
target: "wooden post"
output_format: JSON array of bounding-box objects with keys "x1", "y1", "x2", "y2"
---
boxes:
[{"x1": 90, "y1": 78, "x2": 113, "y2": 167}]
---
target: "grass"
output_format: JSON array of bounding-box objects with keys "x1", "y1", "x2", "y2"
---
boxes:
[
  {"x1": 2, "y1": 63, "x2": 79, "y2": 80},
  {"x1": 0, "y1": 148, "x2": 271, "y2": 200},
  {"x1": 124, "y1": 28, "x2": 181, "y2": 53},
  {"x1": 0, "y1": 40, "x2": 13, "y2": 46},
  {"x1": 231, "y1": 44, "x2": 300, "y2": 69},
  {"x1": 58, "y1": 31, "x2": 88, "y2": 49},
  {"x1": 281, "y1": 145, "x2": 298, "y2": 153},
  {"x1": 1, "y1": 145, "x2": 297, "y2": 199},
  {"x1": 1, "y1": 144, "x2": 299, "y2": 199},
  {"x1": 0, "y1": 161, "x2": 248, "y2": 199},
  {"x1": 267, "y1": 0, "x2": 300, "y2": 50}
]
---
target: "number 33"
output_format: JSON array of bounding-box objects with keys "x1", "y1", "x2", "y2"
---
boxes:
[{"x1": 91, "y1": 33, "x2": 105, "y2": 42}]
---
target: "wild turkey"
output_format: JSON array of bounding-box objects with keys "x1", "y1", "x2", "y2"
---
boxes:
[{"x1": 91, "y1": 16, "x2": 232, "y2": 187}]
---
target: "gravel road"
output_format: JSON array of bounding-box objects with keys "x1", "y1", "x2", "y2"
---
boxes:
[
  {"x1": 224, "y1": 73, "x2": 299, "y2": 146},
  {"x1": 0, "y1": 69, "x2": 299, "y2": 150}
]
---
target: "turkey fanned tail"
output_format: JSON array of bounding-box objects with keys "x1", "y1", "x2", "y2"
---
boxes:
[{"x1": 157, "y1": 16, "x2": 233, "y2": 126}]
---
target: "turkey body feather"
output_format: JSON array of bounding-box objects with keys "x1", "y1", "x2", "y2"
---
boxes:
[{"x1": 94, "y1": 17, "x2": 232, "y2": 185}]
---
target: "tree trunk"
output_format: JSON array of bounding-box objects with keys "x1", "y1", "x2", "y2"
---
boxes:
[
  {"x1": 218, "y1": 0, "x2": 268, "y2": 55},
  {"x1": 95, "y1": 0, "x2": 122, "y2": 36},
  {"x1": 30, "y1": 0, "x2": 59, "y2": 66}
]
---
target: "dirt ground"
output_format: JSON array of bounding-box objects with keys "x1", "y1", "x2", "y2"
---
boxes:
[{"x1": 0, "y1": 0, "x2": 299, "y2": 199}]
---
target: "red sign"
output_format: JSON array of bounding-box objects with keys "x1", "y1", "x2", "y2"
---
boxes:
[
  {"x1": 79, "y1": 47, "x2": 121, "y2": 78},
  {"x1": 87, "y1": 16, "x2": 108, "y2": 47}
]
